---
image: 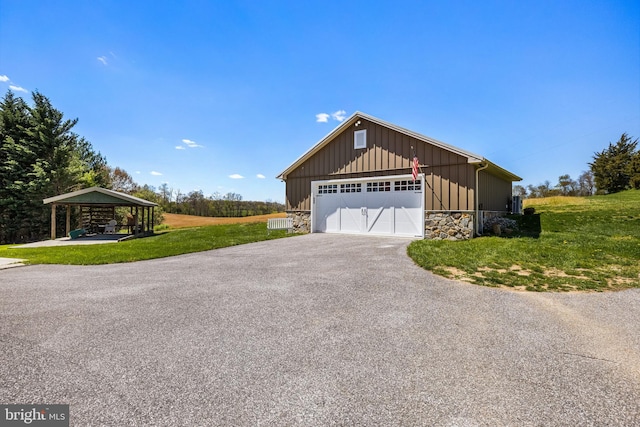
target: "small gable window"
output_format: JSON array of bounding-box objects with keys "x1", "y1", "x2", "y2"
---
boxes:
[{"x1": 354, "y1": 129, "x2": 366, "y2": 149}]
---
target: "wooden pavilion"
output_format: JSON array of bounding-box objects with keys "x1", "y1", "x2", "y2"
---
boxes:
[{"x1": 43, "y1": 187, "x2": 158, "y2": 240}]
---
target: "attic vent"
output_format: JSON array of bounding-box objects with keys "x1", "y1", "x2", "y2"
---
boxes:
[{"x1": 354, "y1": 129, "x2": 366, "y2": 149}]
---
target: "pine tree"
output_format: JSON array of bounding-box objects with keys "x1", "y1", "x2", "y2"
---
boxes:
[
  {"x1": 589, "y1": 133, "x2": 639, "y2": 194},
  {"x1": 0, "y1": 90, "x2": 109, "y2": 243},
  {"x1": 0, "y1": 92, "x2": 33, "y2": 242},
  {"x1": 630, "y1": 151, "x2": 640, "y2": 190}
]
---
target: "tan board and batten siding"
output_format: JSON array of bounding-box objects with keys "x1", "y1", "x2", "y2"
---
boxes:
[
  {"x1": 279, "y1": 112, "x2": 520, "y2": 214},
  {"x1": 477, "y1": 170, "x2": 515, "y2": 211}
]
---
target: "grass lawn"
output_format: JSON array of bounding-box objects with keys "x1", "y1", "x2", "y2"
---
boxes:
[
  {"x1": 408, "y1": 190, "x2": 640, "y2": 292},
  {"x1": 0, "y1": 222, "x2": 293, "y2": 265}
]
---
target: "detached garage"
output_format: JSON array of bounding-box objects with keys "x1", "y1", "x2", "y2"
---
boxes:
[{"x1": 277, "y1": 112, "x2": 521, "y2": 239}]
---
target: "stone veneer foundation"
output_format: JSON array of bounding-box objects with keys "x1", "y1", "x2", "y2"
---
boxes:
[
  {"x1": 287, "y1": 211, "x2": 311, "y2": 233},
  {"x1": 424, "y1": 211, "x2": 474, "y2": 240},
  {"x1": 289, "y1": 210, "x2": 477, "y2": 240}
]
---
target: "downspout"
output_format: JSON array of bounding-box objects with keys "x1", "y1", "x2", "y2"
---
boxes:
[{"x1": 475, "y1": 162, "x2": 489, "y2": 236}]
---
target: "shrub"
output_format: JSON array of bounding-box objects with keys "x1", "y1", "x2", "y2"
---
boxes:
[{"x1": 483, "y1": 216, "x2": 518, "y2": 234}]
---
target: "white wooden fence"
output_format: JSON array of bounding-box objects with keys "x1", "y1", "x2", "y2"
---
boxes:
[{"x1": 267, "y1": 217, "x2": 294, "y2": 234}]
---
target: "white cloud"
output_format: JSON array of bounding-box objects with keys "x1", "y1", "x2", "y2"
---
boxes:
[
  {"x1": 135, "y1": 171, "x2": 141, "y2": 174},
  {"x1": 256, "y1": 174, "x2": 266, "y2": 179},
  {"x1": 150, "y1": 171, "x2": 163, "y2": 176},
  {"x1": 229, "y1": 174, "x2": 244, "y2": 179},
  {"x1": 175, "y1": 146, "x2": 185, "y2": 150},
  {"x1": 9, "y1": 85, "x2": 27, "y2": 93},
  {"x1": 181, "y1": 138, "x2": 203, "y2": 148},
  {"x1": 331, "y1": 110, "x2": 347, "y2": 122},
  {"x1": 316, "y1": 110, "x2": 348, "y2": 123},
  {"x1": 316, "y1": 113, "x2": 330, "y2": 123},
  {"x1": 97, "y1": 56, "x2": 108, "y2": 65},
  {"x1": 1, "y1": 76, "x2": 28, "y2": 93}
]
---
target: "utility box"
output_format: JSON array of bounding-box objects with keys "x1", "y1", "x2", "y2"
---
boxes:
[{"x1": 512, "y1": 195, "x2": 522, "y2": 214}]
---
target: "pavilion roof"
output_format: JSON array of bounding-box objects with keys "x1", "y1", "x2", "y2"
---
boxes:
[{"x1": 43, "y1": 187, "x2": 157, "y2": 207}]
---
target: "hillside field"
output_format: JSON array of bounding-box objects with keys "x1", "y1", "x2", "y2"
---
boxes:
[{"x1": 163, "y1": 212, "x2": 286, "y2": 228}]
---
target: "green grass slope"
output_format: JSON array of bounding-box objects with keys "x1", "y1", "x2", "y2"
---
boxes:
[
  {"x1": 408, "y1": 190, "x2": 640, "y2": 292},
  {"x1": 0, "y1": 223, "x2": 293, "y2": 265}
]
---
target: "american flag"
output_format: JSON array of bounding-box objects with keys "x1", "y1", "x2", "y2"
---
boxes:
[{"x1": 412, "y1": 155, "x2": 419, "y2": 181}]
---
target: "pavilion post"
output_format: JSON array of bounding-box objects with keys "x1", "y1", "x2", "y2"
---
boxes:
[
  {"x1": 66, "y1": 204, "x2": 71, "y2": 237},
  {"x1": 51, "y1": 204, "x2": 57, "y2": 240},
  {"x1": 135, "y1": 206, "x2": 140, "y2": 236}
]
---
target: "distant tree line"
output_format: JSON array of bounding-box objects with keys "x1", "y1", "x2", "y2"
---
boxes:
[
  {"x1": 111, "y1": 168, "x2": 284, "y2": 218},
  {"x1": 513, "y1": 171, "x2": 595, "y2": 199},
  {"x1": 164, "y1": 189, "x2": 284, "y2": 218},
  {"x1": 514, "y1": 133, "x2": 640, "y2": 198},
  {"x1": 0, "y1": 90, "x2": 283, "y2": 244}
]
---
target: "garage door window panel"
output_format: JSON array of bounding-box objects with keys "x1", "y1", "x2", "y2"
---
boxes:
[
  {"x1": 366, "y1": 181, "x2": 391, "y2": 192},
  {"x1": 340, "y1": 183, "x2": 362, "y2": 193},
  {"x1": 318, "y1": 184, "x2": 338, "y2": 194},
  {"x1": 394, "y1": 180, "x2": 421, "y2": 191}
]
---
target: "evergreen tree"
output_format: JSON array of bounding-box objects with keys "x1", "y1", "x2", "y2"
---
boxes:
[
  {"x1": 630, "y1": 151, "x2": 640, "y2": 190},
  {"x1": 589, "y1": 133, "x2": 639, "y2": 194},
  {"x1": 0, "y1": 92, "x2": 33, "y2": 242},
  {"x1": 0, "y1": 91, "x2": 108, "y2": 243}
]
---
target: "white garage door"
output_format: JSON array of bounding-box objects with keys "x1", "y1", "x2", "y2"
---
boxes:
[{"x1": 311, "y1": 175, "x2": 424, "y2": 237}]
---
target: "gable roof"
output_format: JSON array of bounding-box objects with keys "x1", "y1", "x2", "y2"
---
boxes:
[
  {"x1": 43, "y1": 187, "x2": 157, "y2": 207},
  {"x1": 277, "y1": 111, "x2": 521, "y2": 182}
]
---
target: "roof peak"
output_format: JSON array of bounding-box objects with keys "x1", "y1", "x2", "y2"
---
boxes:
[{"x1": 277, "y1": 111, "x2": 509, "y2": 180}]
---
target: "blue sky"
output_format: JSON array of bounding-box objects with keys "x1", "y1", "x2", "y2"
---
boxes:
[{"x1": 1, "y1": 0, "x2": 639, "y2": 202}]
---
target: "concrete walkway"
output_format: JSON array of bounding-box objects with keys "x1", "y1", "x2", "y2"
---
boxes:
[{"x1": 0, "y1": 257, "x2": 24, "y2": 269}]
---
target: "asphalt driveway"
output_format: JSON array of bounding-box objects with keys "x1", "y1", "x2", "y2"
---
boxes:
[{"x1": 1, "y1": 234, "x2": 639, "y2": 426}]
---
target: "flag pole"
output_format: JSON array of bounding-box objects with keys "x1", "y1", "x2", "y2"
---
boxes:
[
  {"x1": 412, "y1": 145, "x2": 443, "y2": 209},
  {"x1": 411, "y1": 146, "x2": 420, "y2": 182}
]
